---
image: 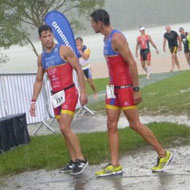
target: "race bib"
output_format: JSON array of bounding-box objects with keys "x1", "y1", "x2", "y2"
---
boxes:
[
  {"x1": 106, "y1": 85, "x2": 116, "y2": 99},
  {"x1": 51, "y1": 90, "x2": 65, "y2": 108}
]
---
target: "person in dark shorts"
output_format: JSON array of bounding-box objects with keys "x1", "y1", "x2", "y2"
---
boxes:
[
  {"x1": 136, "y1": 26, "x2": 159, "y2": 79},
  {"x1": 76, "y1": 37, "x2": 98, "y2": 99},
  {"x1": 179, "y1": 27, "x2": 190, "y2": 67},
  {"x1": 163, "y1": 25, "x2": 182, "y2": 72}
]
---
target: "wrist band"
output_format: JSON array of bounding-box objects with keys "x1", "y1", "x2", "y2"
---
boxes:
[{"x1": 31, "y1": 99, "x2": 36, "y2": 104}]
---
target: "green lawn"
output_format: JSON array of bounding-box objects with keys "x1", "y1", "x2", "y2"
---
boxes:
[
  {"x1": 139, "y1": 71, "x2": 190, "y2": 115},
  {"x1": 0, "y1": 122, "x2": 190, "y2": 177},
  {"x1": 87, "y1": 71, "x2": 190, "y2": 115},
  {"x1": 0, "y1": 71, "x2": 190, "y2": 177}
]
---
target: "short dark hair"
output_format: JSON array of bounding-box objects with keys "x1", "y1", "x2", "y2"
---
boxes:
[
  {"x1": 38, "y1": 24, "x2": 52, "y2": 36},
  {"x1": 76, "y1": 37, "x2": 83, "y2": 42},
  {"x1": 90, "y1": 9, "x2": 110, "y2": 26}
]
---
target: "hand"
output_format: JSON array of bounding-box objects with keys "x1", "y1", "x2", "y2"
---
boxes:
[
  {"x1": 133, "y1": 91, "x2": 142, "y2": 105},
  {"x1": 80, "y1": 92, "x2": 88, "y2": 106},
  {"x1": 76, "y1": 45, "x2": 82, "y2": 51},
  {"x1": 29, "y1": 103, "x2": 36, "y2": 117},
  {"x1": 156, "y1": 49, "x2": 159, "y2": 54},
  {"x1": 178, "y1": 46, "x2": 182, "y2": 51}
]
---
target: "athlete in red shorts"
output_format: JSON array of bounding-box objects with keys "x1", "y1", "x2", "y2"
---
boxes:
[
  {"x1": 29, "y1": 25, "x2": 88, "y2": 175},
  {"x1": 136, "y1": 26, "x2": 159, "y2": 79},
  {"x1": 90, "y1": 9, "x2": 173, "y2": 177}
]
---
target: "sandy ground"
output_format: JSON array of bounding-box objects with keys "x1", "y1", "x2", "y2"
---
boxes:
[{"x1": 91, "y1": 53, "x2": 190, "y2": 79}]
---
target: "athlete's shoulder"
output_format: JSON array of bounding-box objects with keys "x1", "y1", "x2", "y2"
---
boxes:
[{"x1": 172, "y1": 30, "x2": 178, "y2": 35}]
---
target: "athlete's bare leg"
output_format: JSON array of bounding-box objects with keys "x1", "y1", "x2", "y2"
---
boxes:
[
  {"x1": 140, "y1": 60, "x2": 147, "y2": 75},
  {"x1": 185, "y1": 53, "x2": 190, "y2": 67},
  {"x1": 57, "y1": 118, "x2": 76, "y2": 161},
  {"x1": 146, "y1": 60, "x2": 151, "y2": 79},
  {"x1": 123, "y1": 108, "x2": 166, "y2": 157},
  {"x1": 170, "y1": 54, "x2": 176, "y2": 72},
  {"x1": 107, "y1": 108, "x2": 121, "y2": 166},
  {"x1": 59, "y1": 113, "x2": 85, "y2": 161},
  {"x1": 174, "y1": 54, "x2": 180, "y2": 70},
  {"x1": 87, "y1": 78, "x2": 98, "y2": 99}
]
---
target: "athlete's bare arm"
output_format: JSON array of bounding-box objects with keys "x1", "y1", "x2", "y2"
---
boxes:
[
  {"x1": 79, "y1": 49, "x2": 90, "y2": 60},
  {"x1": 30, "y1": 55, "x2": 45, "y2": 116},
  {"x1": 163, "y1": 38, "x2": 167, "y2": 52},
  {"x1": 60, "y1": 46, "x2": 88, "y2": 105},
  {"x1": 135, "y1": 38, "x2": 140, "y2": 57},
  {"x1": 177, "y1": 36, "x2": 182, "y2": 51},
  {"x1": 149, "y1": 35, "x2": 159, "y2": 54},
  {"x1": 112, "y1": 33, "x2": 142, "y2": 104}
]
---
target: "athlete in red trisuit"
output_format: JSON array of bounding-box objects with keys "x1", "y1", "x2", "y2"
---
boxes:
[
  {"x1": 90, "y1": 9, "x2": 173, "y2": 177},
  {"x1": 29, "y1": 25, "x2": 88, "y2": 175},
  {"x1": 136, "y1": 26, "x2": 159, "y2": 79}
]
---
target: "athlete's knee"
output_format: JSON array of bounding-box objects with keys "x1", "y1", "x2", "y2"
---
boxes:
[
  {"x1": 107, "y1": 119, "x2": 118, "y2": 132},
  {"x1": 60, "y1": 124, "x2": 71, "y2": 134},
  {"x1": 87, "y1": 78, "x2": 93, "y2": 85},
  {"x1": 129, "y1": 120, "x2": 142, "y2": 132}
]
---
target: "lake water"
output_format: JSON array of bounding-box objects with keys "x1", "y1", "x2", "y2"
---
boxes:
[{"x1": 0, "y1": 22, "x2": 190, "y2": 74}]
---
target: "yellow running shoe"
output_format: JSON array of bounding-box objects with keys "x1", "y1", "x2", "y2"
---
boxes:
[
  {"x1": 152, "y1": 151, "x2": 173, "y2": 172},
  {"x1": 95, "y1": 163, "x2": 123, "y2": 177}
]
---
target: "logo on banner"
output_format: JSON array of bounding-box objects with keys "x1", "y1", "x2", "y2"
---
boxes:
[{"x1": 52, "y1": 21, "x2": 71, "y2": 49}]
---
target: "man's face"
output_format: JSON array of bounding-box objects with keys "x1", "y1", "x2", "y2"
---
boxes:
[
  {"x1": 39, "y1": 30, "x2": 54, "y2": 49},
  {"x1": 76, "y1": 39, "x2": 83, "y2": 50},
  {"x1": 179, "y1": 29, "x2": 184, "y2": 35},
  {"x1": 91, "y1": 18, "x2": 101, "y2": 33},
  {"x1": 165, "y1": 26, "x2": 171, "y2": 33},
  {"x1": 140, "y1": 29, "x2": 145, "y2": 34}
]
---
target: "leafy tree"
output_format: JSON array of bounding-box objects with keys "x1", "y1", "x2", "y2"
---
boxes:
[{"x1": 0, "y1": 0, "x2": 104, "y2": 56}]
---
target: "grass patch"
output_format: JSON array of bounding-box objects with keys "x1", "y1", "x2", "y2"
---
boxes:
[
  {"x1": 86, "y1": 77, "x2": 109, "y2": 96},
  {"x1": 139, "y1": 71, "x2": 190, "y2": 115},
  {"x1": 0, "y1": 122, "x2": 190, "y2": 177},
  {"x1": 87, "y1": 71, "x2": 190, "y2": 114}
]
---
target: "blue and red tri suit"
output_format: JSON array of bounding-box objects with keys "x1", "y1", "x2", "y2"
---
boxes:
[
  {"x1": 41, "y1": 44, "x2": 78, "y2": 118},
  {"x1": 104, "y1": 29, "x2": 137, "y2": 110}
]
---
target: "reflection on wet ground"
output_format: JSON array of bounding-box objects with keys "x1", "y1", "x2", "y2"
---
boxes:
[{"x1": 1, "y1": 145, "x2": 190, "y2": 190}]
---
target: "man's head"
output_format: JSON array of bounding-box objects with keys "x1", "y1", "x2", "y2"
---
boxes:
[
  {"x1": 75, "y1": 37, "x2": 83, "y2": 49},
  {"x1": 165, "y1": 25, "x2": 171, "y2": 33},
  {"x1": 179, "y1": 27, "x2": 185, "y2": 35},
  {"x1": 90, "y1": 9, "x2": 110, "y2": 33},
  {"x1": 139, "y1": 26, "x2": 145, "y2": 34},
  {"x1": 38, "y1": 24, "x2": 54, "y2": 49}
]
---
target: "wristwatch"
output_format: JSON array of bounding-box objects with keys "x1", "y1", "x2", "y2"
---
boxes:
[{"x1": 133, "y1": 86, "x2": 140, "y2": 92}]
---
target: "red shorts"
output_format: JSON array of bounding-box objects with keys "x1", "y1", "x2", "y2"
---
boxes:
[
  {"x1": 105, "y1": 87, "x2": 137, "y2": 110},
  {"x1": 54, "y1": 86, "x2": 78, "y2": 119}
]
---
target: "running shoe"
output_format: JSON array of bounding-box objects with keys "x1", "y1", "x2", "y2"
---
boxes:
[
  {"x1": 71, "y1": 159, "x2": 88, "y2": 175},
  {"x1": 151, "y1": 151, "x2": 173, "y2": 172},
  {"x1": 95, "y1": 163, "x2": 123, "y2": 177},
  {"x1": 59, "y1": 160, "x2": 75, "y2": 173}
]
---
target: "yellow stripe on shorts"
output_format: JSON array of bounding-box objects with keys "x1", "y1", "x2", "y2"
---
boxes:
[
  {"x1": 122, "y1": 106, "x2": 137, "y2": 110},
  {"x1": 61, "y1": 110, "x2": 75, "y2": 116},
  {"x1": 105, "y1": 104, "x2": 121, "y2": 110}
]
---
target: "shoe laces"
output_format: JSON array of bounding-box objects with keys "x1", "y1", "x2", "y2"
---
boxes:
[{"x1": 102, "y1": 163, "x2": 112, "y2": 169}]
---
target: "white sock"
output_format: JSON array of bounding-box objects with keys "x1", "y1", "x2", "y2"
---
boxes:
[{"x1": 147, "y1": 65, "x2": 151, "y2": 76}]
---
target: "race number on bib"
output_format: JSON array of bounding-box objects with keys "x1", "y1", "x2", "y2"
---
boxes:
[
  {"x1": 51, "y1": 90, "x2": 65, "y2": 108},
  {"x1": 106, "y1": 85, "x2": 116, "y2": 99}
]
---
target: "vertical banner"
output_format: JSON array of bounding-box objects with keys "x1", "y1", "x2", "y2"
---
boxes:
[{"x1": 44, "y1": 10, "x2": 78, "y2": 56}]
